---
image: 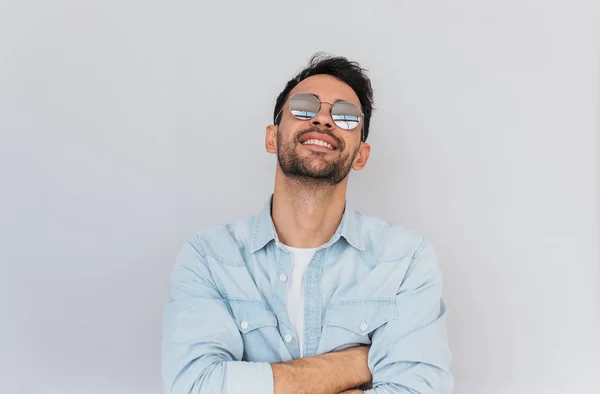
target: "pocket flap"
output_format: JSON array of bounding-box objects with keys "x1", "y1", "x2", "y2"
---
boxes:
[
  {"x1": 325, "y1": 299, "x2": 397, "y2": 335},
  {"x1": 228, "y1": 300, "x2": 278, "y2": 334}
]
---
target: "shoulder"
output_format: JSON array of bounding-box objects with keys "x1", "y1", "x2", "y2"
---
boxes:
[
  {"x1": 182, "y1": 214, "x2": 256, "y2": 266},
  {"x1": 354, "y1": 210, "x2": 434, "y2": 267}
]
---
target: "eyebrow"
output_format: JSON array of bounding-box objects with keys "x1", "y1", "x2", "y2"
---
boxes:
[{"x1": 302, "y1": 92, "x2": 347, "y2": 104}]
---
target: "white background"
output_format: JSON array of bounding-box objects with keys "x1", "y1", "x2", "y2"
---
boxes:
[{"x1": 1, "y1": 1, "x2": 599, "y2": 393}]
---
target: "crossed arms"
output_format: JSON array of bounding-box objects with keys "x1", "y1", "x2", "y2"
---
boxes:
[{"x1": 161, "y1": 238, "x2": 453, "y2": 394}]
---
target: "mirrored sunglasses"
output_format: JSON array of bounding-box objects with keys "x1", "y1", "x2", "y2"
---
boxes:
[{"x1": 279, "y1": 93, "x2": 363, "y2": 132}]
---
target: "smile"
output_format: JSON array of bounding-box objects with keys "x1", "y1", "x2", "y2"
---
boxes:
[{"x1": 302, "y1": 139, "x2": 335, "y2": 150}]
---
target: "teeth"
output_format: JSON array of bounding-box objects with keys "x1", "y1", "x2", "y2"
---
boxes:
[{"x1": 302, "y1": 139, "x2": 334, "y2": 150}]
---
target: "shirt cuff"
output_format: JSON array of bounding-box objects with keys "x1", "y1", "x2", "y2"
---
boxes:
[{"x1": 226, "y1": 361, "x2": 274, "y2": 394}]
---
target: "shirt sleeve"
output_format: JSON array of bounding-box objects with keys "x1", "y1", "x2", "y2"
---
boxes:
[
  {"x1": 161, "y1": 238, "x2": 274, "y2": 394},
  {"x1": 364, "y1": 238, "x2": 454, "y2": 394}
]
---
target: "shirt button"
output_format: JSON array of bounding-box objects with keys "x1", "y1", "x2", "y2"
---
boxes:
[
  {"x1": 360, "y1": 322, "x2": 368, "y2": 331},
  {"x1": 284, "y1": 334, "x2": 293, "y2": 342},
  {"x1": 241, "y1": 321, "x2": 249, "y2": 329},
  {"x1": 279, "y1": 273, "x2": 287, "y2": 282}
]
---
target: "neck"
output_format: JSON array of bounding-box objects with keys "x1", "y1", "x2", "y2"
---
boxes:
[{"x1": 271, "y1": 167, "x2": 348, "y2": 248}]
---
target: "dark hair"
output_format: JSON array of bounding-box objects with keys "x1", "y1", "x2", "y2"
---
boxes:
[{"x1": 273, "y1": 53, "x2": 374, "y2": 142}]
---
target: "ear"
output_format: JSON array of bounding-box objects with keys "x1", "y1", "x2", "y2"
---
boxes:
[
  {"x1": 265, "y1": 124, "x2": 278, "y2": 154},
  {"x1": 352, "y1": 142, "x2": 371, "y2": 171}
]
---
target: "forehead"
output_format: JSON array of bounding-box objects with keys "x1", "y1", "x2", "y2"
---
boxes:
[{"x1": 289, "y1": 74, "x2": 361, "y2": 108}]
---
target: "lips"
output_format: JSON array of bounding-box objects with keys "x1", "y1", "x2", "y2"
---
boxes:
[
  {"x1": 298, "y1": 130, "x2": 340, "y2": 150},
  {"x1": 302, "y1": 138, "x2": 334, "y2": 150}
]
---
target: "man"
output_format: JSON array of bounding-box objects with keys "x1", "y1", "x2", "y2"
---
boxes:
[{"x1": 161, "y1": 54, "x2": 453, "y2": 394}]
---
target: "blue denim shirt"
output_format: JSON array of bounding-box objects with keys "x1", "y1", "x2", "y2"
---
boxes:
[{"x1": 162, "y1": 197, "x2": 453, "y2": 394}]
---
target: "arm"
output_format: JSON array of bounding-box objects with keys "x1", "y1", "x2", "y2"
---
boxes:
[
  {"x1": 364, "y1": 238, "x2": 454, "y2": 394},
  {"x1": 161, "y1": 239, "x2": 372, "y2": 394},
  {"x1": 273, "y1": 345, "x2": 371, "y2": 394}
]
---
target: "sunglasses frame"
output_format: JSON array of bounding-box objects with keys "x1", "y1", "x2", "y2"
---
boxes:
[{"x1": 275, "y1": 93, "x2": 365, "y2": 141}]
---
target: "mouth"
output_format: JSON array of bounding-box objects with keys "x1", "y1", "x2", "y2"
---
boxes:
[
  {"x1": 301, "y1": 138, "x2": 335, "y2": 151},
  {"x1": 297, "y1": 130, "x2": 340, "y2": 151}
]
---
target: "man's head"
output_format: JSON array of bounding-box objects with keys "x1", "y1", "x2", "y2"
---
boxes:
[{"x1": 266, "y1": 53, "x2": 374, "y2": 186}]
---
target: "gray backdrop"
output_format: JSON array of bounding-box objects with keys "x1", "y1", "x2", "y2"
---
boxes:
[{"x1": 1, "y1": 1, "x2": 599, "y2": 393}]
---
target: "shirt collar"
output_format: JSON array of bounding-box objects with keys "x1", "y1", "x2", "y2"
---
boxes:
[{"x1": 250, "y1": 194, "x2": 365, "y2": 253}]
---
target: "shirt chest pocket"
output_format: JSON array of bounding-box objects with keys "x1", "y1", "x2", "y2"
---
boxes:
[
  {"x1": 228, "y1": 300, "x2": 281, "y2": 362},
  {"x1": 321, "y1": 299, "x2": 397, "y2": 351},
  {"x1": 228, "y1": 300, "x2": 278, "y2": 333}
]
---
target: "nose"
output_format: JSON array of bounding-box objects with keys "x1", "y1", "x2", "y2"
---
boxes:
[{"x1": 311, "y1": 102, "x2": 334, "y2": 129}]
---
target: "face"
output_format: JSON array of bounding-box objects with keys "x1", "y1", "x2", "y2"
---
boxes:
[{"x1": 266, "y1": 74, "x2": 371, "y2": 186}]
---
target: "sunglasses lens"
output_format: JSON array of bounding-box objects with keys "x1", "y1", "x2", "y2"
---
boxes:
[
  {"x1": 332, "y1": 101, "x2": 362, "y2": 130},
  {"x1": 289, "y1": 94, "x2": 320, "y2": 120}
]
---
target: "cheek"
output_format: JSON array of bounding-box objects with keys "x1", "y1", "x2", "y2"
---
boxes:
[
  {"x1": 278, "y1": 122, "x2": 302, "y2": 141},
  {"x1": 349, "y1": 142, "x2": 363, "y2": 160},
  {"x1": 341, "y1": 134, "x2": 359, "y2": 151}
]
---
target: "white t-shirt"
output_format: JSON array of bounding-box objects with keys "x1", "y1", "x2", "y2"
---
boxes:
[{"x1": 283, "y1": 245, "x2": 317, "y2": 357}]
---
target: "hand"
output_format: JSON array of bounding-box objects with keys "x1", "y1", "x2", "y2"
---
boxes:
[{"x1": 338, "y1": 390, "x2": 364, "y2": 394}]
